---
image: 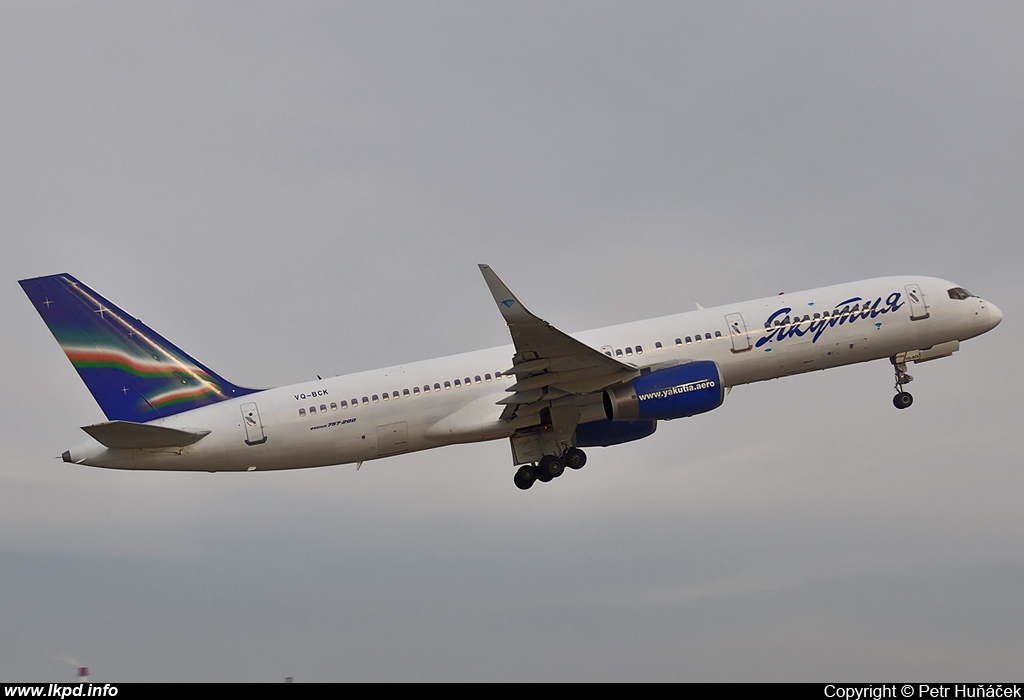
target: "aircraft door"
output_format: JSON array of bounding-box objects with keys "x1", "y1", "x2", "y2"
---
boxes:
[
  {"x1": 905, "y1": 284, "x2": 930, "y2": 320},
  {"x1": 725, "y1": 313, "x2": 752, "y2": 353},
  {"x1": 241, "y1": 402, "x2": 267, "y2": 445}
]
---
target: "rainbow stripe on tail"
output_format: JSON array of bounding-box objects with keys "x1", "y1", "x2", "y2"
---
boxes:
[{"x1": 20, "y1": 274, "x2": 258, "y2": 422}]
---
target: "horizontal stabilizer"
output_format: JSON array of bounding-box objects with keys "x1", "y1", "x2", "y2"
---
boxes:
[{"x1": 81, "y1": 421, "x2": 210, "y2": 449}]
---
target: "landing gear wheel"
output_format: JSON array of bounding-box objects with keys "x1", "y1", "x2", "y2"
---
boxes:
[
  {"x1": 564, "y1": 447, "x2": 587, "y2": 470},
  {"x1": 890, "y1": 355, "x2": 915, "y2": 408},
  {"x1": 893, "y1": 391, "x2": 913, "y2": 410},
  {"x1": 514, "y1": 465, "x2": 536, "y2": 490},
  {"x1": 538, "y1": 454, "x2": 565, "y2": 480}
]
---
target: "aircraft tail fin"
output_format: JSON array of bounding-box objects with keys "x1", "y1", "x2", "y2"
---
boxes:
[{"x1": 19, "y1": 273, "x2": 258, "y2": 422}]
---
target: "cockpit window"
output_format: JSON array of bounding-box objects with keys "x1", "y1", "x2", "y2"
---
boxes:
[{"x1": 947, "y1": 287, "x2": 974, "y2": 300}]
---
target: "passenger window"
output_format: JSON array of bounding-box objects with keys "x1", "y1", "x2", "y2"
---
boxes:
[
  {"x1": 330, "y1": 402, "x2": 337, "y2": 410},
  {"x1": 403, "y1": 389, "x2": 410, "y2": 397},
  {"x1": 475, "y1": 375, "x2": 481, "y2": 384},
  {"x1": 615, "y1": 348, "x2": 623, "y2": 357},
  {"x1": 454, "y1": 379, "x2": 461, "y2": 387},
  {"x1": 320, "y1": 404, "x2": 327, "y2": 412},
  {"x1": 625, "y1": 347, "x2": 633, "y2": 356},
  {"x1": 434, "y1": 383, "x2": 441, "y2": 391},
  {"x1": 372, "y1": 395, "x2": 379, "y2": 403},
  {"x1": 495, "y1": 371, "x2": 502, "y2": 379},
  {"x1": 685, "y1": 336, "x2": 692, "y2": 344},
  {"x1": 655, "y1": 341, "x2": 663, "y2": 349},
  {"x1": 635, "y1": 345, "x2": 643, "y2": 354},
  {"x1": 413, "y1": 387, "x2": 420, "y2": 395},
  {"x1": 705, "y1": 333, "x2": 712, "y2": 340},
  {"x1": 309, "y1": 406, "x2": 317, "y2": 414},
  {"x1": 381, "y1": 392, "x2": 389, "y2": 401},
  {"x1": 444, "y1": 381, "x2": 451, "y2": 389},
  {"x1": 299, "y1": 408, "x2": 306, "y2": 417},
  {"x1": 695, "y1": 335, "x2": 702, "y2": 343},
  {"x1": 340, "y1": 401, "x2": 348, "y2": 409},
  {"x1": 485, "y1": 374, "x2": 492, "y2": 381},
  {"x1": 714, "y1": 331, "x2": 722, "y2": 338},
  {"x1": 675, "y1": 338, "x2": 682, "y2": 346},
  {"x1": 362, "y1": 396, "x2": 369, "y2": 405},
  {"x1": 393, "y1": 391, "x2": 400, "y2": 399}
]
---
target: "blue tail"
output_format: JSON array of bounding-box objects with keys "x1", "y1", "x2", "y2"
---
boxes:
[{"x1": 20, "y1": 274, "x2": 258, "y2": 422}]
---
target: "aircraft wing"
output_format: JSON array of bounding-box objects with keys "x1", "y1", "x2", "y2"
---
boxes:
[{"x1": 479, "y1": 264, "x2": 639, "y2": 421}]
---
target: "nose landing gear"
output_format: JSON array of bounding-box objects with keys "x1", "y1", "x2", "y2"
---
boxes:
[
  {"x1": 893, "y1": 391, "x2": 913, "y2": 409},
  {"x1": 891, "y1": 355, "x2": 914, "y2": 410}
]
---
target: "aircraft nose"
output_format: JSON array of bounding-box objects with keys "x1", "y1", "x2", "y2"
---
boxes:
[{"x1": 987, "y1": 301, "x2": 1003, "y2": 329}]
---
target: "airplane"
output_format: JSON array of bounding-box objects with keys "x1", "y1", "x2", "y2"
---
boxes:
[{"x1": 19, "y1": 267, "x2": 1002, "y2": 490}]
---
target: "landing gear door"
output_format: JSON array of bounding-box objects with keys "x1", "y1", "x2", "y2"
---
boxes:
[
  {"x1": 241, "y1": 402, "x2": 267, "y2": 445},
  {"x1": 725, "y1": 313, "x2": 752, "y2": 353},
  {"x1": 905, "y1": 284, "x2": 930, "y2": 321}
]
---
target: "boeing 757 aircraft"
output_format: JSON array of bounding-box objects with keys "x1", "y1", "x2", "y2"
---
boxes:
[{"x1": 20, "y1": 267, "x2": 1001, "y2": 490}]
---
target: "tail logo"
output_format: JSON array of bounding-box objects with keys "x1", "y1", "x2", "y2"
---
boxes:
[{"x1": 20, "y1": 274, "x2": 257, "y2": 422}]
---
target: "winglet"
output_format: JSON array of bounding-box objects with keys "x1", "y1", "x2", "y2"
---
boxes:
[{"x1": 478, "y1": 264, "x2": 535, "y2": 324}]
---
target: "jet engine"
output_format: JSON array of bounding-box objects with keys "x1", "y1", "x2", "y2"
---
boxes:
[{"x1": 603, "y1": 360, "x2": 724, "y2": 422}]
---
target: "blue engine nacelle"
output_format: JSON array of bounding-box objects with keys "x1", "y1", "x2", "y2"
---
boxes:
[
  {"x1": 603, "y1": 360, "x2": 724, "y2": 422},
  {"x1": 575, "y1": 418, "x2": 657, "y2": 447}
]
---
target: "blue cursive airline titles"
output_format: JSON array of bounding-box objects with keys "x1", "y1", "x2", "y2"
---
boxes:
[{"x1": 755, "y1": 293, "x2": 905, "y2": 348}]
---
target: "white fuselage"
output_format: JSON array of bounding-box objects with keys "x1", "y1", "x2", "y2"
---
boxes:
[{"x1": 65, "y1": 276, "x2": 1001, "y2": 472}]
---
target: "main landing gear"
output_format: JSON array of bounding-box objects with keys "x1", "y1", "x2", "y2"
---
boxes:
[
  {"x1": 514, "y1": 447, "x2": 587, "y2": 490},
  {"x1": 891, "y1": 355, "x2": 914, "y2": 410}
]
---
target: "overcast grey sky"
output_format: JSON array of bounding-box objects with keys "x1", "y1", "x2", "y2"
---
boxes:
[{"x1": 2, "y1": 1, "x2": 1022, "y2": 682}]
